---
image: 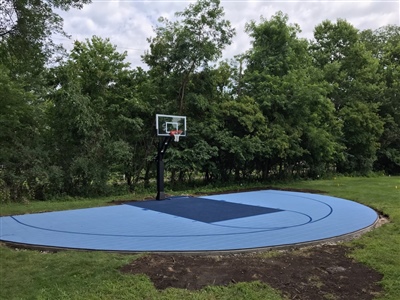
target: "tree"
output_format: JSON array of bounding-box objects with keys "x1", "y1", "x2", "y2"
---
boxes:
[
  {"x1": 337, "y1": 102, "x2": 384, "y2": 173},
  {"x1": 140, "y1": 0, "x2": 235, "y2": 184},
  {"x1": 47, "y1": 36, "x2": 139, "y2": 196},
  {"x1": 0, "y1": 0, "x2": 93, "y2": 201},
  {"x1": 245, "y1": 12, "x2": 305, "y2": 77},
  {"x1": 0, "y1": 0, "x2": 91, "y2": 81},
  {"x1": 243, "y1": 12, "x2": 342, "y2": 178},
  {"x1": 0, "y1": 64, "x2": 51, "y2": 201},
  {"x1": 311, "y1": 19, "x2": 384, "y2": 174},
  {"x1": 142, "y1": 0, "x2": 235, "y2": 114},
  {"x1": 361, "y1": 25, "x2": 400, "y2": 174},
  {"x1": 216, "y1": 94, "x2": 266, "y2": 180},
  {"x1": 311, "y1": 19, "x2": 382, "y2": 109}
]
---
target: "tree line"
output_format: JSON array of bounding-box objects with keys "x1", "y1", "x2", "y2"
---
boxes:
[{"x1": 1, "y1": 0, "x2": 399, "y2": 201}]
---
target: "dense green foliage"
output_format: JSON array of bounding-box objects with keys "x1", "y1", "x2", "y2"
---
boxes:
[
  {"x1": 0, "y1": 0, "x2": 91, "y2": 84},
  {"x1": 1, "y1": 0, "x2": 399, "y2": 201}
]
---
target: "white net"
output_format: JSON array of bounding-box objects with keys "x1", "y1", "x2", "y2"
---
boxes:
[{"x1": 170, "y1": 130, "x2": 182, "y2": 142}]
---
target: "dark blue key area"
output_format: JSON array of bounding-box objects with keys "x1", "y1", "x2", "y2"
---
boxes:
[{"x1": 128, "y1": 196, "x2": 283, "y2": 223}]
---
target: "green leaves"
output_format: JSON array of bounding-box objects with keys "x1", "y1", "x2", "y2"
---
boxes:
[
  {"x1": 47, "y1": 37, "x2": 139, "y2": 196},
  {"x1": 2, "y1": 0, "x2": 400, "y2": 201},
  {"x1": 143, "y1": 0, "x2": 235, "y2": 113},
  {"x1": 0, "y1": 0, "x2": 91, "y2": 83},
  {"x1": 246, "y1": 12, "x2": 305, "y2": 77},
  {"x1": 310, "y1": 19, "x2": 388, "y2": 174},
  {"x1": 220, "y1": 96, "x2": 264, "y2": 135},
  {"x1": 338, "y1": 102, "x2": 384, "y2": 173},
  {"x1": 0, "y1": 64, "x2": 51, "y2": 201},
  {"x1": 243, "y1": 13, "x2": 344, "y2": 178}
]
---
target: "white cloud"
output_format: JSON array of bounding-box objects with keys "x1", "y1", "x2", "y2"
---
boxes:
[{"x1": 56, "y1": 0, "x2": 400, "y2": 68}]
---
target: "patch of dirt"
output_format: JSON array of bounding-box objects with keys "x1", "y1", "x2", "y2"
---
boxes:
[{"x1": 120, "y1": 244, "x2": 383, "y2": 299}]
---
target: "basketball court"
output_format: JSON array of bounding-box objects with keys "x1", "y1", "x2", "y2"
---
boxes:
[
  {"x1": 0, "y1": 115, "x2": 379, "y2": 252},
  {"x1": 0, "y1": 190, "x2": 378, "y2": 253}
]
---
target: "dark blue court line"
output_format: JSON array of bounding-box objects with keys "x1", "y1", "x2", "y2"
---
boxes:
[
  {"x1": 207, "y1": 192, "x2": 334, "y2": 230},
  {"x1": 9, "y1": 212, "x2": 316, "y2": 238},
  {"x1": 262, "y1": 191, "x2": 335, "y2": 223},
  {"x1": 8, "y1": 193, "x2": 335, "y2": 239},
  {"x1": 209, "y1": 210, "x2": 313, "y2": 230}
]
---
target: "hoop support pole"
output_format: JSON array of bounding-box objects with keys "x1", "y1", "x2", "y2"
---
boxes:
[{"x1": 156, "y1": 136, "x2": 173, "y2": 200}]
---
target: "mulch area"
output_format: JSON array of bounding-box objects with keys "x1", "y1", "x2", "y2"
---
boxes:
[{"x1": 120, "y1": 244, "x2": 383, "y2": 299}]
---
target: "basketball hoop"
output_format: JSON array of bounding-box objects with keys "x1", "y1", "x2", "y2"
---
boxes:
[{"x1": 170, "y1": 130, "x2": 183, "y2": 142}]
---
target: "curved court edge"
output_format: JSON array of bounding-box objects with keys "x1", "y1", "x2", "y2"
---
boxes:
[
  {"x1": 0, "y1": 190, "x2": 380, "y2": 254},
  {"x1": 1, "y1": 217, "x2": 380, "y2": 255}
]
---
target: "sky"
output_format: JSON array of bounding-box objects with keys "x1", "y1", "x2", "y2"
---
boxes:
[{"x1": 55, "y1": 0, "x2": 400, "y2": 69}]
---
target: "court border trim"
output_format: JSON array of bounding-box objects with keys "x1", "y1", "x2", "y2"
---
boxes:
[{"x1": 1, "y1": 214, "x2": 381, "y2": 255}]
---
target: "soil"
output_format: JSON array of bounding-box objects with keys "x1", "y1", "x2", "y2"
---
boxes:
[{"x1": 120, "y1": 244, "x2": 383, "y2": 299}]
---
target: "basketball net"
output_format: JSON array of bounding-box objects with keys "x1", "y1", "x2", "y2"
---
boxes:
[{"x1": 170, "y1": 130, "x2": 182, "y2": 142}]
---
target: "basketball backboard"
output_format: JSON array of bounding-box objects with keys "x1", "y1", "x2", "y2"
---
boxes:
[{"x1": 156, "y1": 114, "x2": 187, "y2": 137}]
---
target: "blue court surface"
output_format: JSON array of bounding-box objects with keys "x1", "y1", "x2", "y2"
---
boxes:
[{"x1": 0, "y1": 190, "x2": 378, "y2": 253}]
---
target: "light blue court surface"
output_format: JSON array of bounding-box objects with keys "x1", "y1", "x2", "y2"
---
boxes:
[{"x1": 0, "y1": 190, "x2": 378, "y2": 253}]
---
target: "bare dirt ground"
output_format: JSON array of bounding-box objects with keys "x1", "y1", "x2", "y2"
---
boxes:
[
  {"x1": 119, "y1": 187, "x2": 385, "y2": 299},
  {"x1": 120, "y1": 244, "x2": 383, "y2": 299}
]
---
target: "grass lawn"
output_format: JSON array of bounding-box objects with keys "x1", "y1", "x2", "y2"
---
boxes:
[{"x1": 1, "y1": 176, "x2": 399, "y2": 299}]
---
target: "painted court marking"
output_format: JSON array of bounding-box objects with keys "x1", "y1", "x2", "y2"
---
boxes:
[{"x1": 0, "y1": 190, "x2": 378, "y2": 252}]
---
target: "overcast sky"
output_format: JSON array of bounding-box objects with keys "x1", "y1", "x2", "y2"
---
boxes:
[{"x1": 56, "y1": 0, "x2": 400, "y2": 69}]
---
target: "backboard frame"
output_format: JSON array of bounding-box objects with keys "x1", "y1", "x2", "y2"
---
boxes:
[{"x1": 156, "y1": 114, "x2": 187, "y2": 137}]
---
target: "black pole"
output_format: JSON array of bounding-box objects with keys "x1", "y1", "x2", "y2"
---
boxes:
[
  {"x1": 156, "y1": 158, "x2": 165, "y2": 200},
  {"x1": 156, "y1": 136, "x2": 173, "y2": 200}
]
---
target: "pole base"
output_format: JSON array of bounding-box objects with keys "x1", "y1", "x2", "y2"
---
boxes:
[{"x1": 156, "y1": 191, "x2": 166, "y2": 200}]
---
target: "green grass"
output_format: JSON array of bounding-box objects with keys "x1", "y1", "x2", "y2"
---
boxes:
[
  {"x1": 1, "y1": 176, "x2": 399, "y2": 299},
  {"x1": 0, "y1": 193, "x2": 146, "y2": 216},
  {"x1": 0, "y1": 246, "x2": 282, "y2": 300}
]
